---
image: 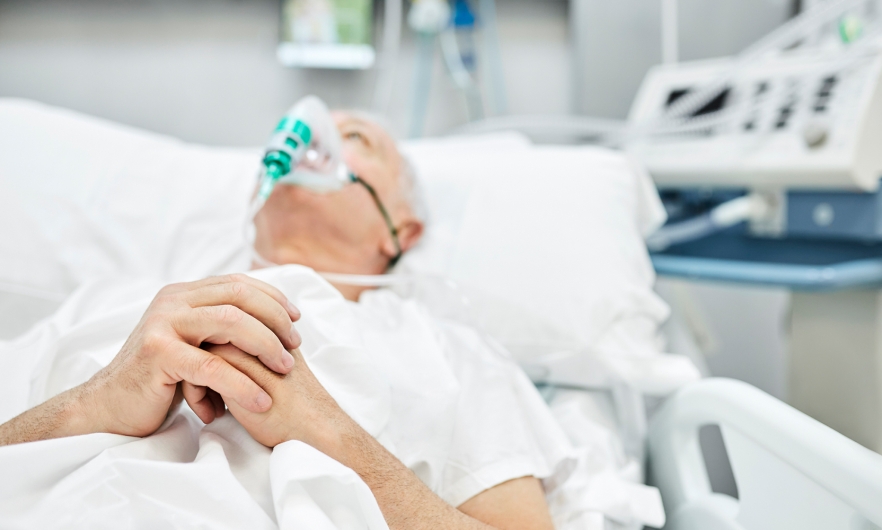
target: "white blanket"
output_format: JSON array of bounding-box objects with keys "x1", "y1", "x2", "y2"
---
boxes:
[
  {"x1": 0, "y1": 267, "x2": 394, "y2": 529},
  {"x1": 0, "y1": 266, "x2": 671, "y2": 529}
]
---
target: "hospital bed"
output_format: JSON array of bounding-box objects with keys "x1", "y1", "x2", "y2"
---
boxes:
[{"x1": 1, "y1": 99, "x2": 882, "y2": 529}]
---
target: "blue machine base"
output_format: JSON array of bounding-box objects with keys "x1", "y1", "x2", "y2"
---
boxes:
[{"x1": 651, "y1": 231, "x2": 882, "y2": 290}]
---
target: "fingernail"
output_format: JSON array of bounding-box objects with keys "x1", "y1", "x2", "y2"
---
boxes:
[
  {"x1": 290, "y1": 324, "x2": 302, "y2": 348},
  {"x1": 281, "y1": 349, "x2": 295, "y2": 370},
  {"x1": 286, "y1": 301, "x2": 301, "y2": 320},
  {"x1": 256, "y1": 390, "x2": 272, "y2": 410}
]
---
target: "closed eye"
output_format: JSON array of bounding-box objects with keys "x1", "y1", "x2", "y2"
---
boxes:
[
  {"x1": 344, "y1": 130, "x2": 368, "y2": 144},
  {"x1": 339, "y1": 119, "x2": 376, "y2": 153}
]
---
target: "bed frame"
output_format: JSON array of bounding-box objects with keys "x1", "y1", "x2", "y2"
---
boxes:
[{"x1": 649, "y1": 378, "x2": 882, "y2": 530}]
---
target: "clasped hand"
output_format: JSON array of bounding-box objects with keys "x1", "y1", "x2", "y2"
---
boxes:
[
  {"x1": 208, "y1": 344, "x2": 347, "y2": 451},
  {"x1": 79, "y1": 274, "x2": 304, "y2": 438},
  {"x1": 1, "y1": 273, "x2": 347, "y2": 456}
]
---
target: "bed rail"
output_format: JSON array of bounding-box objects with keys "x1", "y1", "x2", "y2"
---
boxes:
[{"x1": 648, "y1": 378, "x2": 882, "y2": 530}]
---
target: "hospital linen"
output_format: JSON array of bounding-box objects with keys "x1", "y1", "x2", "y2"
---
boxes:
[{"x1": 0, "y1": 265, "x2": 574, "y2": 528}]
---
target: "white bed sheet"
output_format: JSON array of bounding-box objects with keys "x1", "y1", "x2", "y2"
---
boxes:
[
  {"x1": 0, "y1": 265, "x2": 671, "y2": 529},
  {"x1": 0, "y1": 265, "x2": 665, "y2": 529},
  {"x1": 0, "y1": 268, "x2": 393, "y2": 530}
]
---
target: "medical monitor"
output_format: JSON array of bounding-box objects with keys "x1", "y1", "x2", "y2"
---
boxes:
[{"x1": 626, "y1": 50, "x2": 882, "y2": 192}]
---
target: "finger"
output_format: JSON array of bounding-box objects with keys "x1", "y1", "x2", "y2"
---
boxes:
[
  {"x1": 207, "y1": 389, "x2": 226, "y2": 418},
  {"x1": 210, "y1": 343, "x2": 286, "y2": 391},
  {"x1": 168, "y1": 382, "x2": 185, "y2": 418},
  {"x1": 174, "y1": 304, "x2": 295, "y2": 374},
  {"x1": 182, "y1": 381, "x2": 216, "y2": 424},
  {"x1": 183, "y1": 274, "x2": 300, "y2": 322},
  {"x1": 184, "y1": 282, "x2": 301, "y2": 351},
  {"x1": 167, "y1": 342, "x2": 272, "y2": 414}
]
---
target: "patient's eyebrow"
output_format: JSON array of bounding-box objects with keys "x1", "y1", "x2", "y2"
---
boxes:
[{"x1": 342, "y1": 117, "x2": 375, "y2": 135}]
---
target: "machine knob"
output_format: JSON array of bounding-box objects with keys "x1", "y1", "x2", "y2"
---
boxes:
[
  {"x1": 813, "y1": 202, "x2": 835, "y2": 227},
  {"x1": 803, "y1": 121, "x2": 829, "y2": 149}
]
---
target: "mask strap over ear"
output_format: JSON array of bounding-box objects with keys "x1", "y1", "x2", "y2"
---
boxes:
[{"x1": 351, "y1": 175, "x2": 403, "y2": 269}]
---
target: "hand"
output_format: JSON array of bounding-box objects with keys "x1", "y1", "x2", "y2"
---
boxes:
[
  {"x1": 207, "y1": 344, "x2": 348, "y2": 451},
  {"x1": 80, "y1": 274, "x2": 303, "y2": 438},
  {"x1": 207, "y1": 346, "x2": 549, "y2": 530},
  {"x1": 206, "y1": 348, "x2": 554, "y2": 530}
]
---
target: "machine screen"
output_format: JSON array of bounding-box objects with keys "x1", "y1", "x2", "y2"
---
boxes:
[{"x1": 665, "y1": 87, "x2": 731, "y2": 117}]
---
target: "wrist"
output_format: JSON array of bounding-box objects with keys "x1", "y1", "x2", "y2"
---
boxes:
[
  {"x1": 321, "y1": 415, "x2": 385, "y2": 479},
  {"x1": 55, "y1": 381, "x2": 107, "y2": 438},
  {"x1": 0, "y1": 382, "x2": 104, "y2": 447},
  {"x1": 294, "y1": 407, "x2": 359, "y2": 463}
]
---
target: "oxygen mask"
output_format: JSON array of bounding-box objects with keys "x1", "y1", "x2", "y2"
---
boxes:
[
  {"x1": 250, "y1": 95, "x2": 353, "y2": 219},
  {"x1": 246, "y1": 95, "x2": 403, "y2": 269}
]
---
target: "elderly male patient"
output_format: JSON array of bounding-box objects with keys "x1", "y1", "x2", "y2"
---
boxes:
[{"x1": 0, "y1": 113, "x2": 566, "y2": 529}]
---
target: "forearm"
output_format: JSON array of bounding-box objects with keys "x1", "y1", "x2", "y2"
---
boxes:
[
  {"x1": 324, "y1": 418, "x2": 493, "y2": 530},
  {"x1": 0, "y1": 384, "x2": 99, "y2": 447}
]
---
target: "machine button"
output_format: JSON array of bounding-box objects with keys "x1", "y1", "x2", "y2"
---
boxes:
[
  {"x1": 803, "y1": 121, "x2": 829, "y2": 148},
  {"x1": 812, "y1": 202, "x2": 835, "y2": 227}
]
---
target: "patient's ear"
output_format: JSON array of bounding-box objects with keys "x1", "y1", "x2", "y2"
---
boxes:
[{"x1": 383, "y1": 218, "x2": 424, "y2": 257}]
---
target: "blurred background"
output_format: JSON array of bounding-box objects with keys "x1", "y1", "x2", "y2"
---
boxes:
[
  {"x1": 0, "y1": 0, "x2": 796, "y2": 412},
  {"x1": 0, "y1": 0, "x2": 792, "y2": 143}
]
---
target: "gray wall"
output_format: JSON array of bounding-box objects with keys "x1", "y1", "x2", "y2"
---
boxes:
[
  {"x1": 0, "y1": 0, "x2": 570, "y2": 145},
  {"x1": 0, "y1": 0, "x2": 795, "y2": 142},
  {"x1": 571, "y1": 0, "x2": 795, "y2": 118}
]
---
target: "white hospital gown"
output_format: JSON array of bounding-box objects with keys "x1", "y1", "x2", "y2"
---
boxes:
[
  {"x1": 353, "y1": 288, "x2": 574, "y2": 507},
  {"x1": 0, "y1": 265, "x2": 574, "y2": 529}
]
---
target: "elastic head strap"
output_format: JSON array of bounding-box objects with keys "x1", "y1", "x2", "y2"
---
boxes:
[{"x1": 351, "y1": 175, "x2": 403, "y2": 269}]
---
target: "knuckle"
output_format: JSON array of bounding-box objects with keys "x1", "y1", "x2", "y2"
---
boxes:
[
  {"x1": 153, "y1": 289, "x2": 182, "y2": 308},
  {"x1": 140, "y1": 329, "x2": 170, "y2": 356},
  {"x1": 226, "y1": 273, "x2": 249, "y2": 284},
  {"x1": 273, "y1": 305, "x2": 289, "y2": 326},
  {"x1": 214, "y1": 304, "x2": 244, "y2": 327},
  {"x1": 141, "y1": 313, "x2": 169, "y2": 333},
  {"x1": 157, "y1": 282, "x2": 183, "y2": 297},
  {"x1": 227, "y1": 280, "x2": 248, "y2": 301},
  {"x1": 153, "y1": 294, "x2": 175, "y2": 308},
  {"x1": 199, "y1": 353, "x2": 225, "y2": 378}
]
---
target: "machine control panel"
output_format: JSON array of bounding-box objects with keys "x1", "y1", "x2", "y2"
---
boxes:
[{"x1": 626, "y1": 49, "x2": 882, "y2": 191}]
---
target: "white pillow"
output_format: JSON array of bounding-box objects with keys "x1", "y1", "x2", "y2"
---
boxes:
[
  {"x1": 0, "y1": 99, "x2": 259, "y2": 298},
  {"x1": 399, "y1": 136, "x2": 696, "y2": 392}
]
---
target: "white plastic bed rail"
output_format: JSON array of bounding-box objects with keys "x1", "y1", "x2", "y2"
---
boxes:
[{"x1": 649, "y1": 378, "x2": 882, "y2": 530}]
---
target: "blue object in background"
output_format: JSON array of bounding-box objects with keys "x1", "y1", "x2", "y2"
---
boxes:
[
  {"x1": 651, "y1": 253, "x2": 882, "y2": 291},
  {"x1": 787, "y1": 189, "x2": 882, "y2": 242},
  {"x1": 451, "y1": 0, "x2": 478, "y2": 71},
  {"x1": 651, "y1": 183, "x2": 882, "y2": 290},
  {"x1": 452, "y1": 0, "x2": 476, "y2": 28}
]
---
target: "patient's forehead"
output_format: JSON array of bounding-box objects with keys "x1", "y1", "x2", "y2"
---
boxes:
[
  {"x1": 332, "y1": 111, "x2": 403, "y2": 193},
  {"x1": 332, "y1": 111, "x2": 396, "y2": 151}
]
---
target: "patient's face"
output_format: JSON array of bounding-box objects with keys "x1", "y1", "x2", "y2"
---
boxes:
[{"x1": 253, "y1": 112, "x2": 420, "y2": 285}]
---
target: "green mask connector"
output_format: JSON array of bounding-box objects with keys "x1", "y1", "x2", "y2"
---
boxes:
[
  {"x1": 275, "y1": 117, "x2": 313, "y2": 144},
  {"x1": 258, "y1": 119, "x2": 312, "y2": 200},
  {"x1": 839, "y1": 14, "x2": 863, "y2": 44},
  {"x1": 259, "y1": 151, "x2": 289, "y2": 199}
]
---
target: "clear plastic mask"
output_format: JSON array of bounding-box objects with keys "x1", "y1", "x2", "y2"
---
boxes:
[{"x1": 275, "y1": 96, "x2": 353, "y2": 193}]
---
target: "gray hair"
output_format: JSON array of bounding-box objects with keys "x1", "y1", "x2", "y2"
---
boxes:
[{"x1": 398, "y1": 154, "x2": 429, "y2": 225}]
